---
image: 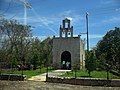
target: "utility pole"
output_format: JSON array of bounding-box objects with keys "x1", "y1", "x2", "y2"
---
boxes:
[{"x1": 86, "y1": 12, "x2": 89, "y2": 51}]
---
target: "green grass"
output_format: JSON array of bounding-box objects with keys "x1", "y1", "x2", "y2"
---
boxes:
[
  {"x1": 1, "y1": 67, "x2": 54, "y2": 79},
  {"x1": 62, "y1": 70, "x2": 120, "y2": 79}
]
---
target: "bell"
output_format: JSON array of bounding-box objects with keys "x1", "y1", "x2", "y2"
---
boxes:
[{"x1": 68, "y1": 32, "x2": 71, "y2": 35}]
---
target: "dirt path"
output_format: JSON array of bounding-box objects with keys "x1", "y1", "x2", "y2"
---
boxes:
[
  {"x1": 28, "y1": 70, "x2": 71, "y2": 81},
  {"x1": 1, "y1": 80, "x2": 120, "y2": 90}
]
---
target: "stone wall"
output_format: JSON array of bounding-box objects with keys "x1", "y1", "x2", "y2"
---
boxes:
[
  {"x1": 46, "y1": 77, "x2": 120, "y2": 87},
  {"x1": 52, "y1": 36, "x2": 85, "y2": 69},
  {"x1": 80, "y1": 39, "x2": 85, "y2": 69},
  {"x1": 0, "y1": 74, "x2": 26, "y2": 81}
]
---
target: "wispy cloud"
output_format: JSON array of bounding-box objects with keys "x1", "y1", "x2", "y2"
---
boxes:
[
  {"x1": 116, "y1": 8, "x2": 120, "y2": 12},
  {"x1": 102, "y1": 17, "x2": 120, "y2": 23},
  {"x1": 32, "y1": 35, "x2": 49, "y2": 41},
  {"x1": 60, "y1": 10, "x2": 74, "y2": 17},
  {"x1": 90, "y1": 16, "x2": 120, "y2": 27},
  {"x1": 31, "y1": 8, "x2": 58, "y2": 35},
  {"x1": 11, "y1": 15, "x2": 57, "y2": 34},
  {"x1": 101, "y1": 0, "x2": 113, "y2": 5},
  {"x1": 58, "y1": 10, "x2": 84, "y2": 23},
  {"x1": 81, "y1": 34, "x2": 103, "y2": 39},
  {"x1": 9, "y1": 9, "x2": 84, "y2": 35},
  {"x1": 3, "y1": 0, "x2": 11, "y2": 3},
  {"x1": 50, "y1": 10, "x2": 85, "y2": 30},
  {"x1": 89, "y1": 34, "x2": 104, "y2": 39},
  {"x1": 101, "y1": 0, "x2": 120, "y2": 5},
  {"x1": 3, "y1": 0, "x2": 22, "y2": 4}
]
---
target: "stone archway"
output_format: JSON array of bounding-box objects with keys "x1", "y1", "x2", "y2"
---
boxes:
[{"x1": 61, "y1": 51, "x2": 71, "y2": 70}]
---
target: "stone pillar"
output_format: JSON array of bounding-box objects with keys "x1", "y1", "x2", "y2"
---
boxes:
[
  {"x1": 65, "y1": 29, "x2": 68, "y2": 38},
  {"x1": 71, "y1": 26, "x2": 73, "y2": 37},
  {"x1": 63, "y1": 20, "x2": 65, "y2": 28},
  {"x1": 60, "y1": 25, "x2": 62, "y2": 37},
  {"x1": 68, "y1": 20, "x2": 70, "y2": 28}
]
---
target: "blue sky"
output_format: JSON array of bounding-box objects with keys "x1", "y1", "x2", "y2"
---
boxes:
[{"x1": 0, "y1": 0, "x2": 120, "y2": 49}]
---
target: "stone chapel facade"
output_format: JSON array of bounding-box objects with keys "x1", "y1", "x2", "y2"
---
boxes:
[{"x1": 52, "y1": 18, "x2": 85, "y2": 70}]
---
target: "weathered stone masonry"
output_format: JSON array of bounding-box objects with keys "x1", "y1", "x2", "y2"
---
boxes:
[{"x1": 52, "y1": 18, "x2": 85, "y2": 70}]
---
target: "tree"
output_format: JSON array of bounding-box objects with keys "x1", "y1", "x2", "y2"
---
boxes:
[
  {"x1": 30, "y1": 37, "x2": 42, "y2": 70},
  {"x1": 96, "y1": 27, "x2": 120, "y2": 72},
  {"x1": 85, "y1": 51, "x2": 96, "y2": 76},
  {"x1": 73, "y1": 62, "x2": 80, "y2": 79},
  {"x1": 41, "y1": 37, "x2": 53, "y2": 67},
  {"x1": 0, "y1": 18, "x2": 32, "y2": 71},
  {"x1": 28, "y1": 37, "x2": 53, "y2": 70},
  {"x1": 0, "y1": 17, "x2": 53, "y2": 73}
]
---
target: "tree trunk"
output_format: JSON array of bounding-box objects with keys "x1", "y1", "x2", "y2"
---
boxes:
[{"x1": 88, "y1": 71, "x2": 91, "y2": 77}]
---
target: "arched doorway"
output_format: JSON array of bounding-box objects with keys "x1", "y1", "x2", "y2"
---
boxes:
[{"x1": 61, "y1": 51, "x2": 71, "y2": 69}]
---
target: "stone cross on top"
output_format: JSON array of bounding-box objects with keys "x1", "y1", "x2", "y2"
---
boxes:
[{"x1": 60, "y1": 18, "x2": 73, "y2": 38}]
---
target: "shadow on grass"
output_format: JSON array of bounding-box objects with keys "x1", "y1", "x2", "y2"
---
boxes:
[{"x1": 80, "y1": 75, "x2": 92, "y2": 78}]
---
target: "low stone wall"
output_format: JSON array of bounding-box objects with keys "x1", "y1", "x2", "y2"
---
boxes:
[
  {"x1": 46, "y1": 77, "x2": 120, "y2": 87},
  {"x1": 0, "y1": 74, "x2": 26, "y2": 81}
]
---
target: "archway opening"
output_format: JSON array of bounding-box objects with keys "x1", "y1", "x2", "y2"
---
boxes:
[{"x1": 61, "y1": 51, "x2": 71, "y2": 70}]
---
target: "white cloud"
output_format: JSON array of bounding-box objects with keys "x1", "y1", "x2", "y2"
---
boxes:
[
  {"x1": 102, "y1": 17, "x2": 120, "y2": 24},
  {"x1": 81, "y1": 34, "x2": 103, "y2": 39},
  {"x1": 57, "y1": 10, "x2": 84, "y2": 23},
  {"x1": 32, "y1": 35, "x2": 48, "y2": 41},
  {"x1": 89, "y1": 34, "x2": 103, "y2": 39},
  {"x1": 59, "y1": 10, "x2": 73, "y2": 18},
  {"x1": 100, "y1": 0, "x2": 114, "y2": 5},
  {"x1": 10, "y1": 15, "x2": 57, "y2": 34},
  {"x1": 6, "y1": 9, "x2": 85, "y2": 36},
  {"x1": 66, "y1": 17, "x2": 73, "y2": 21},
  {"x1": 115, "y1": 8, "x2": 120, "y2": 12},
  {"x1": 90, "y1": 16, "x2": 120, "y2": 27},
  {"x1": 3, "y1": 0, "x2": 11, "y2": 3}
]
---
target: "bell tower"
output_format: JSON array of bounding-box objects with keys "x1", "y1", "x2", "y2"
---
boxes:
[{"x1": 60, "y1": 18, "x2": 73, "y2": 38}]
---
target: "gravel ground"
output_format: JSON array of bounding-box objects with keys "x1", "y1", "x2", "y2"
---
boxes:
[{"x1": 0, "y1": 80, "x2": 120, "y2": 90}]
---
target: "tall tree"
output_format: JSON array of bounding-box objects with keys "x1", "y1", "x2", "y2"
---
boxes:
[
  {"x1": 96, "y1": 27, "x2": 120, "y2": 72},
  {"x1": 85, "y1": 50, "x2": 97, "y2": 76},
  {"x1": 41, "y1": 37, "x2": 53, "y2": 67},
  {"x1": 0, "y1": 18, "x2": 31, "y2": 69}
]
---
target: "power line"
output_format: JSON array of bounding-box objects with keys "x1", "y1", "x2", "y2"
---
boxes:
[
  {"x1": 9, "y1": 11, "x2": 20, "y2": 20},
  {"x1": 0, "y1": 0, "x2": 12, "y2": 16}
]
